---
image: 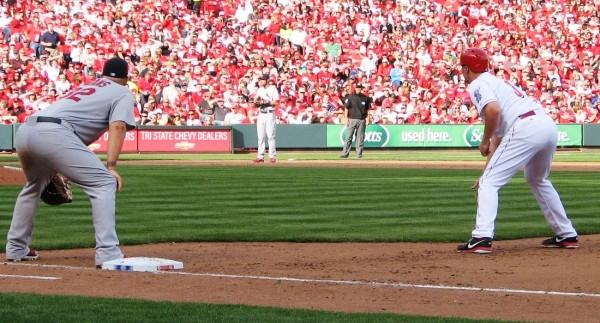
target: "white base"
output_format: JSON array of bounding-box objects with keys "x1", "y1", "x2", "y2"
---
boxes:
[{"x1": 101, "y1": 257, "x2": 183, "y2": 272}]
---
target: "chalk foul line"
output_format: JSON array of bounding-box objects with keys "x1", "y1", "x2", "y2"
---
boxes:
[
  {"x1": 4, "y1": 262, "x2": 599, "y2": 298},
  {"x1": 158, "y1": 271, "x2": 600, "y2": 298},
  {"x1": 0, "y1": 273, "x2": 61, "y2": 280}
]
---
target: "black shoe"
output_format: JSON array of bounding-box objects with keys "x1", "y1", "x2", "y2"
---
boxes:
[
  {"x1": 339, "y1": 155, "x2": 348, "y2": 159},
  {"x1": 541, "y1": 235, "x2": 578, "y2": 249},
  {"x1": 457, "y1": 237, "x2": 492, "y2": 254}
]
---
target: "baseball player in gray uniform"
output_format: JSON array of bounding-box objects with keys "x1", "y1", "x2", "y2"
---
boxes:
[
  {"x1": 456, "y1": 48, "x2": 578, "y2": 254},
  {"x1": 253, "y1": 74, "x2": 279, "y2": 163},
  {"x1": 5, "y1": 57, "x2": 136, "y2": 267}
]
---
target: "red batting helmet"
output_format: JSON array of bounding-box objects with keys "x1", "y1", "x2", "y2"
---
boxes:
[{"x1": 460, "y1": 47, "x2": 489, "y2": 73}]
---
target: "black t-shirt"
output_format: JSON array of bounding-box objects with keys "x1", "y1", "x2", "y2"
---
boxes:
[
  {"x1": 344, "y1": 93, "x2": 372, "y2": 119},
  {"x1": 40, "y1": 31, "x2": 60, "y2": 48},
  {"x1": 198, "y1": 100, "x2": 213, "y2": 115}
]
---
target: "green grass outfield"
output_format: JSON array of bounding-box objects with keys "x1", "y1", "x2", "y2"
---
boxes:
[{"x1": 0, "y1": 150, "x2": 596, "y2": 322}]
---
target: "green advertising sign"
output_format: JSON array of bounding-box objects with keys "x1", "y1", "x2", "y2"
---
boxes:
[
  {"x1": 327, "y1": 124, "x2": 582, "y2": 148},
  {"x1": 556, "y1": 124, "x2": 582, "y2": 146},
  {"x1": 328, "y1": 124, "x2": 394, "y2": 148}
]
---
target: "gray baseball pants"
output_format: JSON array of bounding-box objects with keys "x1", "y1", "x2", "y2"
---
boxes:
[
  {"x1": 341, "y1": 118, "x2": 366, "y2": 158},
  {"x1": 6, "y1": 120, "x2": 123, "y2": 265}
]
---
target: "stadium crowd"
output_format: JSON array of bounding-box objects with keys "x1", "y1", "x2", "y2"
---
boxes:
[{"x1": 1, "y1": 0, "x2": 599, "y2": 126}]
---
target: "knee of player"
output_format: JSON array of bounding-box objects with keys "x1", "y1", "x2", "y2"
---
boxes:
[
  {"x1": 93, "y1": 171, "x2": 119, "y2": 188},
  {"x1": 524, "y1": 172, "x2": 546, "y2": 185}
]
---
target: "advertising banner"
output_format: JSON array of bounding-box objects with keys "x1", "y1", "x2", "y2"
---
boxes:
[
  {"x1": 556, "y1": 124, "x2": 582, "y2": 147},
  {"x1": 136, "y1": 129, "x2": 232, "y2": 152},
  {"x1": 327, "y1": 124, "x2": 485, "y2": 148},
  {"x1": 88, "y1": 131, "x2": 138, "y2": 152},
  {"x1": 89, "y1": 129, "x2": 233, "y2": 153},
  {"x1": 327, "y1": 124, "x2": 581, "y2": 148}
]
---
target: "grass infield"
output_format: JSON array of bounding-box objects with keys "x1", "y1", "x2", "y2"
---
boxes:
[{"x1": 0, "y1": 151, "x2": 597, "y2": 322}]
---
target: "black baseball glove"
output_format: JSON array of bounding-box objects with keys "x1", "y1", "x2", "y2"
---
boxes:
[{"x1": 41, "y1": 174, "x2": 73, "y2": 205}]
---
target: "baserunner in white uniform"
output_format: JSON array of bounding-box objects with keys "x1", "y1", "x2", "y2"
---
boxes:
[
  {"x1": 6, "y1": 57, "x2": 136, "y2": 267},
  {"x1": 456, "y1": 48, "x2": 578, "y2": 254}
]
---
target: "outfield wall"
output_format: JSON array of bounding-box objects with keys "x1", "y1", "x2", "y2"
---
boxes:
[{"x1": 0, "y1": 123, "x2": 595, "y2": 152}]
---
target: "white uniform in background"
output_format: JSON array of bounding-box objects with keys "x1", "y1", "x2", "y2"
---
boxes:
[{"x1": 253, "y1": 77, "x2": 279, "y2": 163}]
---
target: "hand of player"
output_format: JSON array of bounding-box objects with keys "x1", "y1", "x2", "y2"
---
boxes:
[
  {"x1": 109, "y1": 169, "x2": 123, "y2": 192},
  {"x1": 479, "y1": 140, "x2": 490, "y2": 157},
  {"x1": 471, "y1": 177, "x2": 480, "y2": 201}
]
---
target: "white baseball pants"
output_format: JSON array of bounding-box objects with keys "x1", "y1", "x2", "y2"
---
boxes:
[
  {"x1": 256, "y1": 112, "x2": 276, "y2": 159},
  {"x1": 473, "y1": 114, "x2": 577, "y2": 239}
]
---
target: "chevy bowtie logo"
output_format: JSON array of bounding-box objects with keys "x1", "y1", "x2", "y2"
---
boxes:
[{"x1": 175, "y1": 141, "x2": 196, "y2": 150}]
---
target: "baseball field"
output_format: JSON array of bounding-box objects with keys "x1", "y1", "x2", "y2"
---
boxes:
[{"x1": 1, "y1": 150, "x2": 599, "y2": 323}]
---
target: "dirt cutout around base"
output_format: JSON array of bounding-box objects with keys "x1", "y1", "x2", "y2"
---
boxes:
[{"x1": 1, "y1": 162, "x2": 599, "y2": 323}]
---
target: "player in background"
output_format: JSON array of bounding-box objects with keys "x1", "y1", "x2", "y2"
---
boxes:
[
  {"x1": 456, "y1": 47, "x2": 578, "y2": 254},
  {"x1": 253, "y1": 74, "x2": 279, "y2": 163},
  {"x1": 5, "y1": 57, "x2": 136, "y2": 268}
]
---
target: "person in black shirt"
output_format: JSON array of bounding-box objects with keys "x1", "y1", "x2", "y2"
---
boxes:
[
  {"x1": 39, "y1": 23, "x2": 60, "y2": 57},
  {"x1": 198, "y1": 94, "x2": 214, "y2": 126},
  {"x1": 340, "y1": 83, "x2": 372, "y2": 159},
  {"x1": 212, "y1": 98, "x2": 229, "y2": 126}
]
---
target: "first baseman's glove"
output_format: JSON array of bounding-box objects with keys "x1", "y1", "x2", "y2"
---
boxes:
[{"x1": 41, "y1": 174, "x2": 73, "y2": 205}]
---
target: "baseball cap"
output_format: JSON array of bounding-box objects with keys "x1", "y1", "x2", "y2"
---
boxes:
[
  {"x1": 102, "y1": 57, "x2": 129, "y2": 79},
  {"x1": 355, "y1": 83, "x2": 365, "y2": 88}
]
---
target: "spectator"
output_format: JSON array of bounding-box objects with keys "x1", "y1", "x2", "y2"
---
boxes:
[
  {"x1": 39, "y1": 23, "x2": 60, "y2": 57},
  {"x1": 23, "y1": 15, "x2": 44, "y2": 58},
  {"x1": 54, "y1": 74, "x2": 71, "y2": 95},
  {"x1": 197, "y1": 93, "x2": 213, "y2": 126},
  {"x1": 223, "y1": 105, "x2": 246, "y2": 125},
  {"x1": 212, "y1": 98, "x2": 229, "y2": 126},
  {"x1": 389, "y1": 61, "x2": 406, "y2": 89},
  {"x1": 300, "y1": 107, "x2": 319, "y2": 124},
  {"x1": 79, "y1": 44, "x2": 98, "y2": 76}
]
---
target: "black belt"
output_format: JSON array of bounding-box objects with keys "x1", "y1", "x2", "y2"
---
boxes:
[
  {"x1": 34, "y1": 116, "x2": 79, "y2": 139},
  {"x1": 260, "y1": 110, "x2": 273, "y2": 114},
  {"x1": 519, "y1": 110, "x2": 535, "y2": 119},
  {"x1": 36, "y1": 116, "x2": 63, "y2": 124}
]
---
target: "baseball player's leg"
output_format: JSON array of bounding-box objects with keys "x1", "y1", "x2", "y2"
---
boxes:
[
  {"x1": 60, "y1": 149, "x2": 123, "y2": 265},
  {"x1": 5, "y1": 174, "x2": 51, "y2": 259},
  {"x1": 256, "y1": 115, "x2": 266, "y2": 160},
  {"x1": 524, "y1": 124, "x2": 577, "y2": 237},
  {"x1": 355, "y1": 119, "x2": 366, "y2": 158},
  {"x1": 473, "y1": 129, "x2": 539, "y2": 238},
  {"x1": 266, "y1": 114, "x2": 276, "y2": 159},
  {"x1": 35, "y1": 129, "x2": 124, "y2": 265},
  {"x1": 6, "y1": 126, "x2": 53, "y2": 259}
]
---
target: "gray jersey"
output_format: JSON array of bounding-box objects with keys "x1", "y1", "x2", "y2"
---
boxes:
[{"x1": 35, "y1": 78, "x2": 136, "y2": 145}]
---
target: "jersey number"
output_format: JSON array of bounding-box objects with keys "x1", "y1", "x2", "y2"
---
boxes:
[
  {"x1": 63, "y1": 87, "x2": 96, "y2": 102},
  {"x1": 63, "y1": 79, "x2": 110, "y2": 102},
  {"x1": 504, "y1": 81, "x2": 525, "y2": 98}
]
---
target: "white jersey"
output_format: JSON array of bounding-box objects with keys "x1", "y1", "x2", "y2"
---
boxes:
[
  {"x1": 467, "y1": 72, "x2": 542, "y2": 138},
  {"x1": 34, "y1": 78, "x2": 136, "y2": 145},
  {"x1": 255, "y1": 85, "x2": 279, "y2": 102}
]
